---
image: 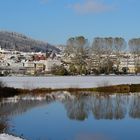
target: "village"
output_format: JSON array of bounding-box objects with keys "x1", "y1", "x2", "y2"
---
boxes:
[{"x1": 0, "y1": 46, "x2": 139, "y2": 76}]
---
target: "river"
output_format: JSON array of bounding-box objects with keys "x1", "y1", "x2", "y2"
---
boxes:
[{"x1": 0, "y1": 92, "x2": 140, "y2": 140}]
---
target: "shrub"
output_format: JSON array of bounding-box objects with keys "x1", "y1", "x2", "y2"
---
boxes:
[
  {"x1": 51, "y1": 65, "x2": 69, "y2": 76},
  {"x1": 0, "y1": 81, "x2": 6, "y2": 88},
  {"x1": 0, "y1": 80, "x2": 20, "y2": 98}
]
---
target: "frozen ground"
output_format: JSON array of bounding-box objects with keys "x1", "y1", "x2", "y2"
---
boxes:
[
  {"x1": 0, "y1": 134, "x2": 23, "y2": 140},
  {"x1": 0, "y1": 76, "x2": 139, "y2": 89}
]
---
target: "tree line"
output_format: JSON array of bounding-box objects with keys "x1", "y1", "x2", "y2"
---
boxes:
[{"x1": 52, "y1": 36, "x2": 140, "y2": 75}]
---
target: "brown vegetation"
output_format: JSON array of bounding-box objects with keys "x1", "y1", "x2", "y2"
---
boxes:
[
  {"x1": 0, "y1": 123, "x2": 6, "y2": 133},
  {"x1": 0, "y1": 79, "x2": 140, "y2": 98}
]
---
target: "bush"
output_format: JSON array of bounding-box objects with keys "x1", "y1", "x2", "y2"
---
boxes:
[
  {"x1": 0, "y1": 81, "x2": 6, "y2": 88},
  {"x1": 51, "y1": 65, "x2": 69, "y2": 76},
  {"x1": 0, "y1": 80, "x2": 20, "y2": 98},
  {"x1": 0, "y1": 122, "x2": 7, "y2": 133},
  {"x1": 130, "y1": 84, "x2": 140, "y2": 92},
  {"x1": 69, "y1": 64, "x2": 77, "y2": 75}
]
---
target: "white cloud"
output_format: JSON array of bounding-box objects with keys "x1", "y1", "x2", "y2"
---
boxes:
[
  {"x1": 40, "y1": 0, "x2": 49, "y2": 4},
  {"x1": 70, "y1": 0, "x2": 113, "y2": 14}
]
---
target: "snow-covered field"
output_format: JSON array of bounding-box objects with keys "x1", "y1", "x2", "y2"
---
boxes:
[
  {"x1": 0, "y1": 76, "x2": 140, "y2": 89},
  {"x1": 0, "y1": 134, "x2": 23, "y2": 140}
]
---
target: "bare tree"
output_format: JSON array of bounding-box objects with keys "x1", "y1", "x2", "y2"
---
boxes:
[
  {"x1": 91, "y1": 37, "x2": 114, "y2": 74},
  {"x1": 65, "y1": 36, "x2": 89, "y2": 74},
  {"x1": 104, "y1": 37, "x2": 114, "y2": 74},
  {"x1": 64, "y1": 37, "x2": 76, "y2": 56},
  {"x1": 91, "y1": 37, "x2": 126, "y2": 74},
  {"x1": 91, "y1": 37, "x2": 105, "y2": 73},
  {"x1": 114, "y1": 37, "x2": 127, "y2": 72},
  {"x1": 129, "y1": 38, "x2": 140, "y2": 74}
]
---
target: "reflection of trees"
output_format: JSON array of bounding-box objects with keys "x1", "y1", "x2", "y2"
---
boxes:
[
  {"x1": 1, "y1": 92, "x2": 140, "y2": 130},
  {"x1": 129, "y1": 94, "x2": 140, "y2": 118},
  {"x1": 92, "y1": 95, "x2": 127, "y2": 120},
  {"x1": 63, "y1": 94, "x2": 130, "y2": 120},
  {"x1": 64, "y1": 96, "x2": 91, "y2": 121},
  {"x1": 0, "y1": 99, "x2": 7, "y2": 133}
]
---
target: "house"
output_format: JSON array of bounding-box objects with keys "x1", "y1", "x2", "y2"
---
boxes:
[
  {"x1": 44, "y1": 58, "x2": 61, "y2": 72},
  {"x1": 23, "y1": 62, "x2": 36, "y2": 75},
  {"x1": 35, "y1": 63, "x2": 45, "y2": 72},
  {"x1": 26, "y1": 67, "x2": 36, "y2": 75},
  {"x1": 119, "y1": 55, "x2": 136, "y2": 73}
]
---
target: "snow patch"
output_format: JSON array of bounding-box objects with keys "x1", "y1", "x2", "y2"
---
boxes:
[
  {"x1": 0, "y1": 134, "x2": 24, "y2": 140},
  {"x1": 0, "y1": 76, "x2": 140, "y2": 89}
]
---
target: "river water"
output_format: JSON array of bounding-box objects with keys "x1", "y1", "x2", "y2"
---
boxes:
[{"x1": 0, "y1": 92, "x2": 140, "y2": 140}]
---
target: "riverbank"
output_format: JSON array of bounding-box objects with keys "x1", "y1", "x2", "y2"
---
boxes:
[{"x1": 0, "y1": 84, "x2": 140, "y2": 98}]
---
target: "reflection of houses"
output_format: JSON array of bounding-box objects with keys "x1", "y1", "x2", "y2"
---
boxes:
[{"x1": 0, "y1": 98, "x2": 47, "y2": 116}]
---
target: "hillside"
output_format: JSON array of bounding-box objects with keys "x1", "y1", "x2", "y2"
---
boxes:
[{"x1": 0, "y1": 31, "x2": 59, "y2": 52}]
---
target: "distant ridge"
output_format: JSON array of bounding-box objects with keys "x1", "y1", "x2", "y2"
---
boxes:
[{"x1": 0, "y1": 31, "x2": 60, "y2": 52}]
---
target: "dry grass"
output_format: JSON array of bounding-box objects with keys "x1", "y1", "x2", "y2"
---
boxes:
[
  {"x1": 0, "y1": 81, "x2": 140, "y2": 98},
  {"x1": 0, "y1": 123, "x2": 7, "y2": 133},
  {"x1": 95, "y1": 85, "x2": 131, "y2": 93}
]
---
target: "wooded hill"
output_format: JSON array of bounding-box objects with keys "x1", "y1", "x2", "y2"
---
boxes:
[{"x1": 0, "y1": 31, "x2": 59, "y2": 52}]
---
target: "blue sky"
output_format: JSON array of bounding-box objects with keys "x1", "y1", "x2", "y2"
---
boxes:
[{"x1": 0, "y1": 0, "x2": 140, "y2": 45}]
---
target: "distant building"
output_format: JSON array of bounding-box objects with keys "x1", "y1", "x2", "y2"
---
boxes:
[{"x1": 119, "y1": 55, "x2": 136, "y2": 73}]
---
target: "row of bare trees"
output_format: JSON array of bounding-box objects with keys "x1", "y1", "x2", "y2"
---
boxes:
[
  {"x1": 64, "y1": 36, "x2": 140, "y2": 75},
  {"x1": 91, "y1": 37, "x2": 126, "y2": 74}
]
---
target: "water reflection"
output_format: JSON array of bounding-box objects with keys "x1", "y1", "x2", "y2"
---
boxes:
[
  {"x1": 91, "y1": 95, "x2": 127, "y2": 120},
  {"x1": 75, "y1": 133, "x2": 111, "y2": 140},
  {"x1": 0, "y1": 93, "x2": 140, "y2": 124},
  {"x1": 63, "y1": 93, "x2": 140, "y2": 120},
  {"x1": 0, "y1": 95, "x2": 55, "y2": 134},
  {"x1": 0, "y1": 96, "x2": 48, "y2": 117},
  {"x1": 129, "y1": 94, "x2": 140, "y2": 118},
  {"x1": 1, "y1": 92, "x2": 140, "y2": 140},
  {"x1": 64, "y1": 96, "x2": 90, "y2": 121},
  {"x1": 0, "y1": 117, "x2": 7, "y2": 133}
]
